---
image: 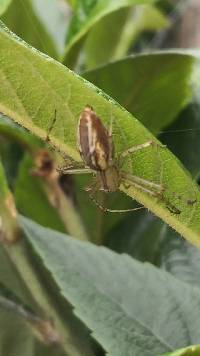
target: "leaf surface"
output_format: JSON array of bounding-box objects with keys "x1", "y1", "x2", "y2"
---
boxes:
[{"x1": 21, "y1": 216, "x2": 200, "y2": 356}]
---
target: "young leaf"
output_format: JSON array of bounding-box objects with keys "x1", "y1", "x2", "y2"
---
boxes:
[
  {"x1": 113, "y1": 4, "x2": 170, "y2": 59},
  {"x1": 84, "y1": 4, "x2": 169, "y2": 70},
  {"x1": 21, "y1": 216, "x2": 200, "y2": 356},
  {"x1": 0, "y1": 22, "x2": 200, "y2": 247},
  {"x1": 84, "y1": 7, "x2": 130, "y2": 69},
  {"x1": 63, "y1": 0, "x2": 157, "y2": 67}
]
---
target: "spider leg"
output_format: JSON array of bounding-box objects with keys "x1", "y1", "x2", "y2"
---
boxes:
[
  {"x1": 119, "y1": 140, "x2": 166, "y2": 159},
  {"x1": 121, "y1": 172, "x2": 164, "y2": 193},
  {"x1": 58, "y1": 167, "x2": 93, "y2": 175},
  {"x1": 85, "y1": 179, "x2": 145, "y2": 213},
  {"x1": 45, "y1": 110, "x2": 71, "y2": 163},
  {"x1": 121, "y1": 172, "x2": 181, "y2": 214},
  {"x1": 46, "y1": 109, "x2": 57, "y2": 143}
]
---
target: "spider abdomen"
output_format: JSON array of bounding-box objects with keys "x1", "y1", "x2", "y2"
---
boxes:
[{"x1": 77, "y1": 106, "x2": 110, "y2": 171}]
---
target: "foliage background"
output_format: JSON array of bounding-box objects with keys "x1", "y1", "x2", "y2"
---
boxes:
[{"x1": 0, "y1": 0, "x2": 200, "y2": 355}]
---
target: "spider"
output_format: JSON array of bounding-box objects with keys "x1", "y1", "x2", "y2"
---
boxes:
[{"x1": 46, "y1": 105, "x2": 175, "y2": 213}]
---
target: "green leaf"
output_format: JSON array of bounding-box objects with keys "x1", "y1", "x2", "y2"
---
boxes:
[
  {"x1": 1, "y1": 22, "x2": 200, "y2": 247},
  {"x1": 1, "y1": 0, "x2": 58, "y2": 59},
  {"x1": 117, "y1": 3, "x2": 169, "y2": 55},
  {"x1": 0, "y1": 0, "x2": 12, "y2": 16},
  {"x1": 84, "y1": 7, "x2": 130, "y2": 69},
  {"x1": 63, "y1": 0, "x2": 157, "y2": 67},
  {"x1": 83, "y1": 52, "x2": 196, "y2": 134},
  {"x1": 162, "y1": 345, "x2": 200, "y2": 355},
  {"x1": 21, "y1": 216, "x2": 200, "y2": 355}
]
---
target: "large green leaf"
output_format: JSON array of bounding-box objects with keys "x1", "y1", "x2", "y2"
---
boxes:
[
  {"x1": 83, "y1": 52, "x2": 197, "y2": 134},
  {"x1": 0, "y1": 22, "x2": 200, "y2": 246},
  {"x1": 1, "y1": 0, "x2": 58, "y2": 59},
  {"x1": 63, "y1": 0, "x2": 157, "y2": 67},
  {"x1": 21, "y1": 216, "x2": 200, "y2": 356}
]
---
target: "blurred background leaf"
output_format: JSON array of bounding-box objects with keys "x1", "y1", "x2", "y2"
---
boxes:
[
  {"x1": 84, "y1": 4, "x2": 169, "y2": 70},
  {"x1": 14, "y1": 154, "x2": 66, "y2": 232},
  {"x1": 1, "y1": 0, "x2": 58, "y2": 58},
  {"x1": 63, "y1": 0, "x2": 158, "y2": 68},
  {"x1": 83, "y1": 51, "x2": 198, "y2": 134},
  {"x1": 31, "y1": 0, "x2": 70, "y2": 56},
  {"x1": 0, "y1": 0, "x2": 12, "y2": 16}
]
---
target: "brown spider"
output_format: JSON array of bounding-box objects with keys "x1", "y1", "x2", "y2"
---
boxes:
[{"x1": 50, "y1": 105, "x2": 170, "y2": 213}]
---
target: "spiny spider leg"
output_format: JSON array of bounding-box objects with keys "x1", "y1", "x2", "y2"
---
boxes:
[
  {"x1": 121, "y1": 172, "x2": 164, "y2": 193},
  {"x1": 121, "y1": 177, "x2": 162, "y2": 198},
  {"x1": 85, "y1": 184, "x2": 145, "y2": 213},
  {"x1": 58, "y1": 168, "x2": 93, "y2": 175},
  {"x1": 46, "y1": 109, "x2": 57, "y2": 143},
  {"x1": 119, "y1": 140, "x2": 166, "y2": 160},
  {"x1": 120, "y1": 140, "x2": 154, "y2": 159},
  {"x1": 85, "y1": 179, "x2": 145, "y2": 213},
  {"x1": 88, "y1": 191, "x2": 145, "y2": 213},
  {"x1": 121, "y1": 174, "x2": 181, "y2": 214},
  {"x1": 46, "y1": 109, "x2": 71, "y2": 164}
]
